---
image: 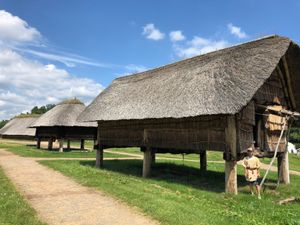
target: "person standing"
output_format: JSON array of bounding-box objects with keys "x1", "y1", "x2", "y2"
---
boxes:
[{"x1": 242, "y1": 147, "x2": 261, "y2": 199}]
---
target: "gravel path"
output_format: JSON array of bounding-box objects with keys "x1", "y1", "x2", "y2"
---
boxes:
[{"x1": 0, "y1": 149, "x2": 159, "y2": 225}]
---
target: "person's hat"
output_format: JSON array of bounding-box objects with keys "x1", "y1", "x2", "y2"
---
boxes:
[{"x1": 247, "y1": 147, "x2": 253, "y2": 152}]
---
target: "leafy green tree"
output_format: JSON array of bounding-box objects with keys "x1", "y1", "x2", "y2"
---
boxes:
[{"x1": 0, "y1": 120, "x2": 8, "y2": 129}]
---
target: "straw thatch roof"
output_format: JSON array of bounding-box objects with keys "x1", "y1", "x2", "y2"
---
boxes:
[
  {"x1": 79, "y1": 35, "x2": 300, "y2": 122},
  {"x1": 32, "y1": 99, "x2": 97, "y2": 127},
  {"x1": 0, "y1": 117, "x2": 38, "y2": 137}
]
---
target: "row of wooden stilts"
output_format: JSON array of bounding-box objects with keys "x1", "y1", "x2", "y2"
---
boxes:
[
  {"x1": 95, "y1": 146, "x2": 290, "y2": 194},
  {"x1": 36, "y1": 138, "x2": 85, "y2": 152}
]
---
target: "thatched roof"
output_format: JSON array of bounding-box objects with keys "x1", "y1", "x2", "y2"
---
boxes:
[
  {"x1": 0, "y1": 117, "x2": 38, "y2": 137},
  {"x1": 79, "y1": 35, "x2": 300, "y2": 122},
  {"x1": 31, "y1": 99, "x2": 97, "y2": 127}
]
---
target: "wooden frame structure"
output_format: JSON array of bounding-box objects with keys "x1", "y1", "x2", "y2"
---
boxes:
[
  {"x1": 80, "y1": 36, "x2": 300, "y2": 194},
  {"x1": 32, "y1": 99, "x2": 97, "y2": 152}
]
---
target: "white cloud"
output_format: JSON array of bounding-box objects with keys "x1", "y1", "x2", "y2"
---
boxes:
[
  {"x1": 169, "y1": 30, "x2": 185, "y2": 42},
  {"x1": 125, "y1": 64, "x2": 148, "y2": 73},
  {"x1": 0, "y1": 10, "x2": 41, "y2": 45},
  {"x1": 142, "y1": 23, "x2": 165, "y2": 41},
  {"x1": 14, "y1": 47, "x2": 115, "y2": 68},
  {"x1": 227, "y1": 23, "x2": 248, "y2": 39},
  {"x1": 0, "y1": 49, "x2": 103, "y2": 120},
  {"x1": 0, "y1": 10, "x2": 111, "y2": 68},
  {"x1": 174, "y1": 36, "x2": 229, "y2": 58}
]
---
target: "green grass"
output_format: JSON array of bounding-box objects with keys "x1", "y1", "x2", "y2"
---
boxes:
[
  {"x1": 40, "y1": 158, "x2": 300, "y2": 225},
  {"x1": 0, "y1": 166, "x2": 46, "y2": 225},
  {"x1": 0, "y1": 142, "x2": 127, "y2": 159},
  {"x1": 108, "y1": 147, "x2": 224, "y2": 161},
  {"x1": 261, "y1": 153, "x2": 300, "y2": 172}
]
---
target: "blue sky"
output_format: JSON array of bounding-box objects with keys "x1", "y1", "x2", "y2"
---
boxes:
[{"x1": 0, "y1": 0, "x2": 300, "y2": 119}]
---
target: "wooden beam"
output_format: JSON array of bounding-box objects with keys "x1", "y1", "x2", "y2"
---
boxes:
[
  {"x1": 224, "y1": 115, "x2": 238, "y2": 194},
  {"x1": 59, "y1": 139, "x2": 64, "y2": 152},
  {"x1": 200, "y1": 150, "x2": 207, "y2": 171},
  {"x1": 143, "y1": 147, "x2": 152, "y2": 177},
  {"x1": 96, "y1": 145, "x2": 104, "y2": 168},
  {"x1": 277, "y1": 152, "x2": 290, "y2": 184},
  {"x1": 282, "y1": 57, "x2": 297, "y2": 109},
  {"x1": 80, "y1": 139, "x2": 85, "y2": 150}
]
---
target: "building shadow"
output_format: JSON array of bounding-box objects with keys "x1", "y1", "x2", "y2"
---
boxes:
[{"x1": 79, "y1": 159, "x2": 275, "y2": 193}]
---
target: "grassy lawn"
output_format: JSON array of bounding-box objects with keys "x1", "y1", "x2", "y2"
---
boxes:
[
  {"x1": 261, "y1": 153, "x2": 300, "y2": 172},
  {"x1": 108, "y1": 147, "x2": 224, "y2": 161},
  {"x1": 40, "y1": 158, "x2": 300, "y2": 225},
  {"x1": 0, "y1": 166, "x2": 46, "y2": 225},
  {"x1": 0, "y1": 142, "x2": 128, "y2": 159}
]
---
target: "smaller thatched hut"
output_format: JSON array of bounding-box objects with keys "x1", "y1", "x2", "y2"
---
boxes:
[
  {"x1": 31, "y1": 99, "x2": 97, "y2": 151},
  {"x1": 0, "y1": 116, "x2": 38, "y2": 140}
]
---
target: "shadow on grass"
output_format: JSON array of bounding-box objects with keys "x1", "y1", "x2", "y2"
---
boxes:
[
  {"x1": 78, "y1": 159, "x2": 267, "y2": 193},
  {"x1": 30, "y1": 147, "x2": 89, "y2": 152}
]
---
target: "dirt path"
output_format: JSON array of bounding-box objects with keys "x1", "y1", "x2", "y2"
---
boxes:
[{"x1": 0, "y1": 149, "x2": 159, "y2": 225}]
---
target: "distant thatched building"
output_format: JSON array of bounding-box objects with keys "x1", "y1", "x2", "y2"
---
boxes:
[
  {"x1": 0, "y1": 117, "x2": 38, "y2": 140},
  {"x1": 31, "y1": 99, "x2": 97, "y2": 151},
  {"x1": 79, "y1": 35, "x2": 300, "y2": 194}
]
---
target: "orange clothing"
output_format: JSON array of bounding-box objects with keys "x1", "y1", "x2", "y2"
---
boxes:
[{"x1": 242, "y1": 156, "x2": 261, "y2": 182}]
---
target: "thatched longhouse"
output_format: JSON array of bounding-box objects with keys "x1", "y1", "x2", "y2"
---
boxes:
[
  {"x1": 31, "y1": 99, "x2": 97, "y2": 151},
  {"x1": 79, "y1": 35, "x2": 300, "y2": 194},
  {"x1": 0, "y1": 116, "x2": 38, "y2": 140}
]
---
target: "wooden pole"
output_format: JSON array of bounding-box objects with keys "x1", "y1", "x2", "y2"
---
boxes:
[
  {"x1": 225, "y1": 116, "x2": 238, "y2": 195},
  {"x1": 151, "y1": 149, "x2": 156, "y2": 165},
  {"x1": 96, "y1": 145, "x2": 104, "y2": 168},
  {"x1": 143, "y1": 147, "x2": 152, "y2": 177},
  {"x1": 278, "y1": 152, "x2": 290, "y2": 184},
  {"x1": 200, "y1": 150, "x2": 207, "y2": 171},
  {"x1": 80, "y1": 139, "x2": 85, "y2": 150},
  {"x1": 67, "y1": 140, "x2": 71, "y2": 150},
  {"x1": 37, "y1": 138, "x2": 41, "y2": 149},
  {"x1": 59, "y1": 139, "x2": 64, "y2": 152},
  {"x1": 48, "y1": 139, "x2": 53, "y2": 150}
]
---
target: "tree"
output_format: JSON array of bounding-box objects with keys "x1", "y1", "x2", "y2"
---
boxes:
[
  {"x1": 0, "y1": 120, "x2": 8, "y2": 129},
  {"x1": 30, "y1": 104, "x2": 55, "y2": 114}
]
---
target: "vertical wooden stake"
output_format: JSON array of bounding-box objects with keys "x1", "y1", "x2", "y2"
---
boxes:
[
  {"x1": 37, "y1": 138, "x2": 41, "y2": 149},
  {"x1": 151, "y1": 149, "x2": 156, "y2": 165},
  {"x1": 96, "y1": 146, "x2": 104, "y2": 168},
  {"x1": 48, "y1": 139, "x2": 53, "y2": 150},
  {"x1": 225, "y1": 115, "x2": 238, "y2": 194},
  {"x1": 59, "y1": 139, "x2": 64, "y2": 152},
  {"x1": 67, "y1": 140, "x2": 71, "y2": 150},
  {"x1": 225, "y1": 160, "x2": 237, "y2": 194},
  {"x1": 200, "y1": 150, "x2": 207, "y2": 171},
  {"x1": 278, "y1": 152, "x2": 290, "y2": 184},
  {"x1": 80, "y1": 139, "x2": 85, "y2": 150},
  {"x1": 143, "y1": 147, "x2": 152, "y2": 177}
]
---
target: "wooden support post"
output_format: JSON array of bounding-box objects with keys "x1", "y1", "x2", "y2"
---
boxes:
[
  {"x1": 277, "y1": 152, "x2": 290, "y2": 184},
  {"x1": 59, "y1": 139, "x2": 64, "y2": 152},
  {"x1": 96, "y1": 145, "x2": 104, "y2": 168},
  {"x1": 143, "y1": 147, "x2": 152, "y2": 177},
  {"x1": 37, "y1": 138, "x2": 41, "y2": 149},
  {"x1": 48, "y1": 139, "x2": 53, "y2": 150},
  {"x1": 200, "y1": 150, "x2": 207, "y2": 171},
  {"x1": 67, "y1": 140, "x2": 71, "y2": 150},
  {"x1": 151, "y1": 149, "x2": 156, "y2": 165},
  {"x1": 80, "y1": 139, "x2": 85, "y2": 150},
  {"x1": 225, "y1": 116, "x2": 238, "y2": 195}
]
